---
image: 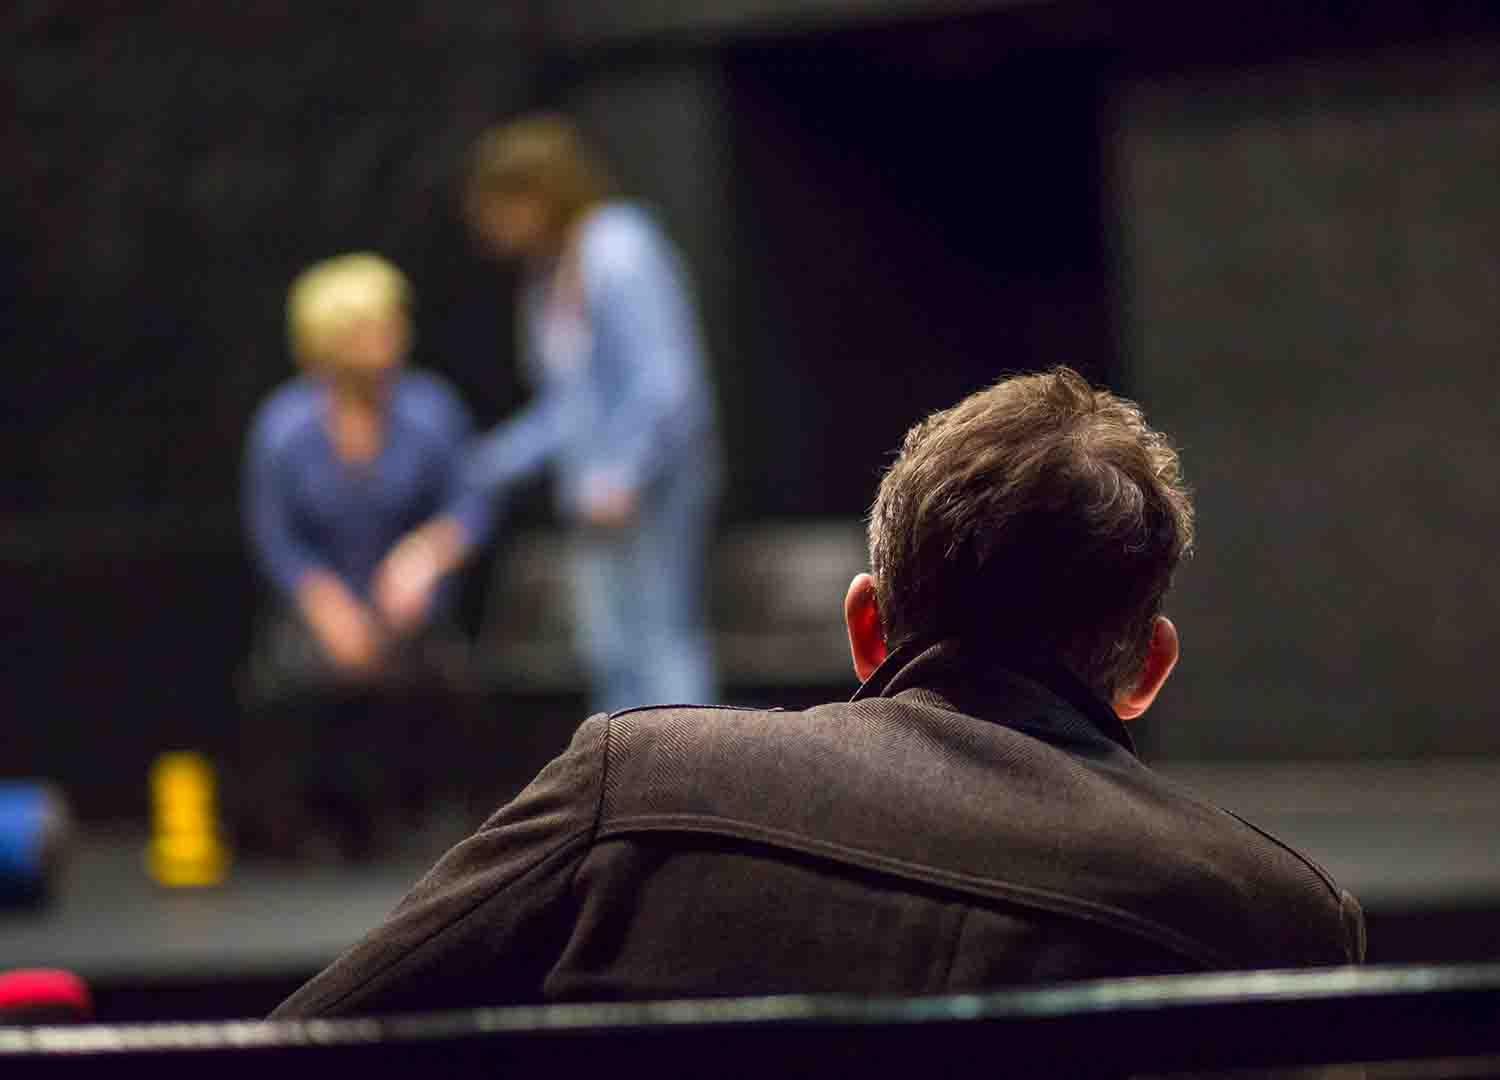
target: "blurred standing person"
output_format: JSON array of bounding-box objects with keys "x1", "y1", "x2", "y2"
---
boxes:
[
  {"x1": 240, "y1": 253, "x2": 492, "y2": 858},
  {"x1": 413, "y1": 114, "x2": 721, "y2": 713}
]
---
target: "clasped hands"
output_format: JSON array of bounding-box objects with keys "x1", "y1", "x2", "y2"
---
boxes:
[
  {"x1": 301, "y1": 521, "x2": 456, "y2": 681},
  {"x1": 303, "y1": 477, "x2": 636, "y2": 680}
]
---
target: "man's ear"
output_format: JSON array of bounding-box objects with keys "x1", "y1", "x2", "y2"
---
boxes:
[
  {"x1": 844, "y1": 573, "x2": 888, "y2": 683},
  {"x1": 1113, "y1": 616, "x2": 1179, "y2": 722}
]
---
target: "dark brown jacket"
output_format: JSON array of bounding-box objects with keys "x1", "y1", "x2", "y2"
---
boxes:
[{"x1": 274, "y1": 642, "x2": 1365, "y2": 1017}]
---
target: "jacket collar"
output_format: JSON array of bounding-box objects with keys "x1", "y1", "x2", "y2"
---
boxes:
[{"x1": 850, "y1": 637, "x2": 1138, "y2": 759}]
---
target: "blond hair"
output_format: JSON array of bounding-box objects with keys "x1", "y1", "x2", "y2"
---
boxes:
[
  {"x1": 465, "y1": 113, "x2": 615, "y2": 233},
  {"x1": 285, "y1": 253, "x2": 410, "y2": 368}
]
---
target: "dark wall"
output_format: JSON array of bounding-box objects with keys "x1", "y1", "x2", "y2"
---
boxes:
[
  {"x1": 718, "y1": 30, "x2": 1114, "y2": 515},
  {"x1": 3, "y1": 5, "x2": 538, "y2": 517},
  {"x1": 1122, "y1": 42, "x2": 1500, "y2": 758}
]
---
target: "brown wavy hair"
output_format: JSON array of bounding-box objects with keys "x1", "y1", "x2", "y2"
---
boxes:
[
  {"x1": 867, "y1": 367, "x2": 1194, "y2": 699},
  {"x1": 464, "y1": 113, "x2": 616, "y2": 237}
]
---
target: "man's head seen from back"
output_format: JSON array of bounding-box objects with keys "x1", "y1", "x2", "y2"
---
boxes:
[{"x1": 845, "y1": 366, "x2": 1195, "y2": 722}]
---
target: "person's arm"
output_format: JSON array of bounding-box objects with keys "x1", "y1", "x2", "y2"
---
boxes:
[
  {"x1": 244, "y1": 408, "x2": 322, "y2": 603},
  {"x1": 244, "y1": 406, "x2": 385, "y2": 674},
  {"x1": 376, "y1": 288, "x2": 569, "y2": 628},
  {"x1": 467, "y1": 386, "x2": 569, "y2": 496},
  {"x1": 373, "y1": 515, "x2": 477, "y2": 636},
  {"x1": 373, "y1": 383, "x2": 495, "y2": 634},
  {"x1": 580, "y1": 217, "x2": 709, "y2": 523},
  {"x1": 271, "y1": 713, "x2": 609, "y2": 1017}
]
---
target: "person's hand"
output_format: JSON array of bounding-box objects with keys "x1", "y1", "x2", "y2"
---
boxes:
[
  {"x1": 321, "y1": 608, "x2": 384, "y2": 679},
  {"x1": 374, "y1": 532, "x2": 443, "y2": 636},
  {"x1": 374, "y1": 516, "x2": 471, "y2": 635},
  {"x1": 581, "y1": 480, "x2": 639, "y2": 530},
  {"x1": 298, "y1": 572, "x2": 385, "y2": 680}
]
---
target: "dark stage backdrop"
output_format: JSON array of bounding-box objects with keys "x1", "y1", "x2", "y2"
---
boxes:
[
  {"x1": 718, "y1": 33, "x2": 1113, "y2": 516},
  {"x1": 1122, "y1": 42, "x2": 1500, "y2": 759}
]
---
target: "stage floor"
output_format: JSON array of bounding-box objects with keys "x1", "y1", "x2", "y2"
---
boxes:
[
  {"x1": 1, "y1": 759, "x2": 1497, "y2": 1019},
  {"x1": 0, "y1": 813, "x2": 467, "y2": 984},
  {"x1": 1162, "y1": 758, "x2": 1500, "y2": 909}
]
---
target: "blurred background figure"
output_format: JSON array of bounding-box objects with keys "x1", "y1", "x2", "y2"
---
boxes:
[
  {"x1": 453, "y1": 114, "x2": 722, "y2": 715},
  {"x1": 238, "y1": 253, "x2": 492, "y2": 860}
]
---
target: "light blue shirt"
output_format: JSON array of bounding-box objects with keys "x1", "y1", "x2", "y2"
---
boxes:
[{"x1": 467, "y1": 202, "x2": 718, "y2": 516}]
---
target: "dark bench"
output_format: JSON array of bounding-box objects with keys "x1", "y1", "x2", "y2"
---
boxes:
[{"x1": 476, "y1": 521, "x2": 868, "y2": 693}]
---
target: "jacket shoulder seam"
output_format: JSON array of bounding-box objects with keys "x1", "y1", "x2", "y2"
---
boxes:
[
  {"x1": 1214, "y1": 805, "x2": 1344, "y2": 902},
  {"x1": 595, "y1": 813, "x2": 1231, "y2": 968},
  {"x1": 606, "y1": 703, "x2": 785, "y2": 720}
]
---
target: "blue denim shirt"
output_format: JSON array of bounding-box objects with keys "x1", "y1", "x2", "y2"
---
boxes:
[
  {"x1": 243, "y1": 370, "x2": 492, "y2": 610},
  {"x1": 467, "y1": 201, "x2": 719, "y2": 516}
]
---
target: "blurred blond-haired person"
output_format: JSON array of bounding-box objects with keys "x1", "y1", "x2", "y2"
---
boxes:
[{"x1": 239, "y1": 253, "x2": 492, "y2": 858}]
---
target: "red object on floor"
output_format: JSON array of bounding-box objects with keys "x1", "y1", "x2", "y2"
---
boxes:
[{"x1": 0, "y1": 969, "x2": 92, "y2": 1020}]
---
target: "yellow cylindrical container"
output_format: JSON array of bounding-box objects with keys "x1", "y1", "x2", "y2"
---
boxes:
[{"x1": 146, "y1": 751, "x2": 228, "y2": 887}]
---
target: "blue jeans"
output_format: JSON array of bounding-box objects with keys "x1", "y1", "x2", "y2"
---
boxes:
[{"x1": 569, "y1": 455, "x2": 720, "y2": 715}]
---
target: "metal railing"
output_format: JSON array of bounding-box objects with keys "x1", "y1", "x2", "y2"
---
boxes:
[{"x1": 4, "y1": 964, "x2": 1500, "y2": 1076}]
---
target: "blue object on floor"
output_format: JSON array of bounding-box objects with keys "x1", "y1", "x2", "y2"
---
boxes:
[{"x1": 0, "y1": 783, "x2": 63, "y2": 905}]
